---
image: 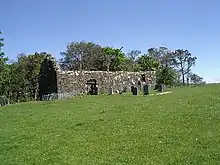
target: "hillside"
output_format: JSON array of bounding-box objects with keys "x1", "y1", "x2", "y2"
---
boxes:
[{"x1": 1, "y1": 84, "x2": 220, "y2": 165}]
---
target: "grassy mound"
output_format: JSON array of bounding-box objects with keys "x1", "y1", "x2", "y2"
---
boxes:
[{"x1": 1, "y1": 84, "x2": 220, "y2": 164}]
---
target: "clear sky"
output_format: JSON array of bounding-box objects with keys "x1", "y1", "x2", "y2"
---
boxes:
[{"x1": 1, "y1": 0, "x2": 220, "y2": 83}]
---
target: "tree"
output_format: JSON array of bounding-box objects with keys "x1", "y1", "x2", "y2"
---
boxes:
[
  {"x1": 137, "y1": 55, "x2": 160, "y2": 71},
  {"x1": 13, "y1": 52, "x2": 51, "y2": 101},
  {"x1": 6, "y1": 62, "x2": 23, "y2": 102},
  {"x1": 102, "y1": 47, "x2": 115, "y2": 71},
  {"x1": 186, "y1": 71, "x2": 193, "y2": 86},
  {"x1": 127, "y1": 50, "x2": 141, "y2": 71},
  {"x1": 38, "y1": 55, "x2": 58, "y2": 100},
  {"x1": 0, "y1": 31, "x2": 5, "y2": 58},
  {"x1": 60, "y1": 41, "x2": 103, "y2": 71},
  {"x1": 190, "y1": 73, "x2": 204, "y2": 85},
  {"x1": 0, "y1": 31, "x2": 8, "y2": 70},
  {"x1": 171, "y1": 49, "x2": 197, "y2": 86},
  {"x1": 156, "y1": 67, "x2": 179, "y2": 86},
  {"x1": 102, "y1": 46, "x2": 128, "y2": 71},
  {"x1": 0, "y1": 31, "x2": 8, "y2": 69},
  {"x1": 148, "y1": 48, "x2": 160, "y2": 60},
  {"x1": 148, "y1": 47, "x2": 173, "y2": 67},
  {"x1": 147, "y1": 47, "x2": 180, "y2": 87},
  {"x1": 0, "y1": 30, "x2": 9, "y2": 96}
]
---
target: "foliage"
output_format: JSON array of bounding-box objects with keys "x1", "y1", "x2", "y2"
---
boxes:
[
  {"x1": 38, "y1": 55, "x2": 58, "y2": 100},
  {"x1": 1, "y1": 84, "x2": 220, "y2": 164},
  {"x1": 0, "y1": 31, "x2": 9, "y2": 96},
  {"x1": 156, "y1": 66, "x2": 178, "y2": 86},
  {"x1": 60, "y1": 41, "x2": 103, "y2": 71},
  {"x1": 5, "y1": 52, "x2": 51, "y2": 102},
  {"x1": 0, "y1": 31, "x2": 6, "y2": 59},
  {"x1": 99, "y1": 46, "x2": 127, "y2": 71},
  {"x1": 190, "y1": 73, "x2": 204, "y2": 85},
  {"x1": 137, "y1": 55, "x2": 160, "y2": 71},
  {"x1": 171, "y1": 49, "x2": 197, "y2": 85},
  {"x1": 108, "y1": 47, "x2": 128, "y2": 71},
  {"x1": 127, "y1": 50, "x2": 141, "y2": 71},
  {"x1": 61, "y1": 42, "x2": 129, "y2": 71},
  {"x1": 148, "y1": 47, "x2": 173, "y2": 67},
  {"x1": 0, "y1": 32, "x2": 199, "y2": 104}
]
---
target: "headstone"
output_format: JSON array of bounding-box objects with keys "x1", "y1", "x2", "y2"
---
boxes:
[
  {"x1": 131, "y1": 86, "x2": 134, "y2": 93},
  {"x1": 94, "y1": 86, "x2": 99, "y2": 95},
  {"x1": 138, "y1": 81, "x2": 141, "y2": 91},
  {"x1": 143, "y1": 84, "x2": 150, "y2": 95},
  {"x1": 108, "y1": 87, "x2": 114, "y2": 95},
  {"x1": 132, "y1": 87, "x2": 138, "y2": 95},
  {"x1": 158, "y1": 84, "x2": 164, "y2": 93}
]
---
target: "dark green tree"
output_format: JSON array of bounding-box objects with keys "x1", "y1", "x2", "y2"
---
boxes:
[
  {"x1": 0, "y1": 30, "x2": 9, "y2": 96},
  {"x1": 14, "y1": 52, "x2": 51, "y2": 101},
  {"x1": 156, "y1": 67, "x2": 179, "y2": 86},
  {"x1": 102, "y1": 46, "x2": 127, "y2": 71},
  {"x1": 38, "y1": 54, "x2": 58, "y2": 100},
  {"x1": 137, "y1": 55, "x2": 160, "y2": 71},
  {"x1": 0, "y1": 31, "x2": 5, "y2": 58}
]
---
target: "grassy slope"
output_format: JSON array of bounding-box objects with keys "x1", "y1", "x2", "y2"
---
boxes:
[{"x1": 1, "y1": 84, "x2": 220, "y2": 165}]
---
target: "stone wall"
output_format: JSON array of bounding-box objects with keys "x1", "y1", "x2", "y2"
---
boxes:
[{"x1": 57, "y1": 70, "x2": 156, "y2": 95}]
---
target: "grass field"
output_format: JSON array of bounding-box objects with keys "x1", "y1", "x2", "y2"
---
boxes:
[{"x1": 1, "y1": 84, "x2": 220, "y2": 165}]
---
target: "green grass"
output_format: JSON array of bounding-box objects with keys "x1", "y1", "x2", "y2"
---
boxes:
[{"x1": 1, "y1": 84, "x2": 220, "y2": 165}]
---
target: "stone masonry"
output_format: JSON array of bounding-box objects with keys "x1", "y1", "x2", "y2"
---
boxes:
[{"x1": 57, "y1": 70, "x2": 156, "y2": 95}]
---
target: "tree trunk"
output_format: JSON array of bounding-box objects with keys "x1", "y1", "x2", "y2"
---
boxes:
[
  {"x1": 34, "y1": 83, "x2": 39, "y2": 101},
  {"x1": 79, "y1": 54, "x2": 82, "y2": 70},
  {"x1": 106, "y1": 55, "x2": 111, "y2": 71},
  {"x1": 107, "y1": 63, "x2": 110, "y2": 71},
  {"x1": 79, "y1": 62, "x2": 82, "y2": 71},
  {"x1": 187, "y1": 77, "x2": 189, "y2": 86},
  {"x1": 182, "y1": 74, "x2": 185, "y2": 86},
  {"x1": 180, "y1": 61, "x2": 185, "y2": 86}
]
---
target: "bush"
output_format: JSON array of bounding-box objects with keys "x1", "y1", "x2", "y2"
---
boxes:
[
  {"x1": 156, "y1": 67, "x2": 178, "y2": 86},
  {"x1": 0, "y1": 95, "x2": 9, "y2": 106}
]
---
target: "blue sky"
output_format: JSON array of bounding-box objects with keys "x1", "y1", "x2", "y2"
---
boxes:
[{"x1": 1, "y1": 0, "x2": 220, "y2": 83}]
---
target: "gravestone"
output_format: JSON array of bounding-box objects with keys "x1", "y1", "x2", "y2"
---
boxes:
[
  {"x1": 132, "y1": 87, "x2": 138, "y2": 95},
  {"x1": 131, "y1": 86, "x2": 135, "y2": 93},
  {"x1": 138, "y1": 81, "x2": 141, "y2": 91},
  {"x1": 158, "y1": 84, "x2": 164, "y2": 93},
  {"x1": 108, "y1": 87, "x2": 114, "y2": 95},
  {"x1": 94, "y1": 86, "x2": 99, "y2": 95},
  {"x1": 143, "y1": 84, "x2": 150, "y2": 95}
]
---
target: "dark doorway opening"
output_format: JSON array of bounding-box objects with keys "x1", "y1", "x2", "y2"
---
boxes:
[{"x1": 86, "y1": 79, "x2": 98, "y2": 95}]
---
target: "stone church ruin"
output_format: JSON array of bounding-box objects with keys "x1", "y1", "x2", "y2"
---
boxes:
[{"x1": 38, "y1": 58, "x2": 156, "y2": 99}]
